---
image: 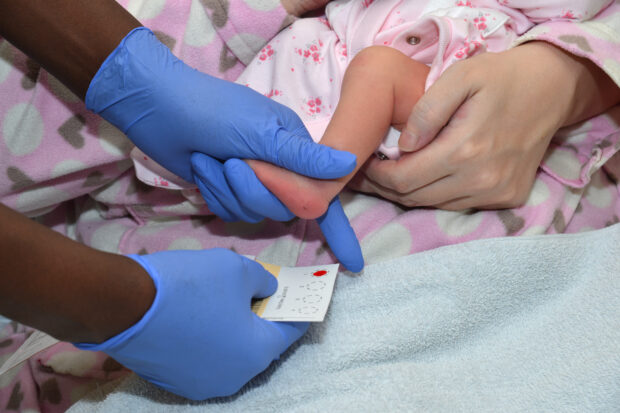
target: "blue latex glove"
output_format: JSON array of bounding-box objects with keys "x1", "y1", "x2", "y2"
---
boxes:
[
  {"x1": 75, "y1": 249, "x2": 308, "y2": 400},
  {"x1": 87, "y1": 27, "x2": 365, "y2": 272},
  {"x1": 191, "y1": 155, "x2": 364, "y2": 272},
  {"x1": 86, "y1": 27, "x2": 355, "y2": 187}
]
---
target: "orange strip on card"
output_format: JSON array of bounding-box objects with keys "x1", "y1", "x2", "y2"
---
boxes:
[{"x1": 251, "y1": 261, "x2": 282, "y2": 317}]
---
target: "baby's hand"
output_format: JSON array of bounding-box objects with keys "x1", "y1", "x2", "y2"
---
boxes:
[{"x1": 281, "y1": 0, "x2": 330, "y2": 17}]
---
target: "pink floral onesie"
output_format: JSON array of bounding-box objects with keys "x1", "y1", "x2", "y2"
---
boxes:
[{"x1": 0, "y1": 0, "x2": 619, "y2": 411}]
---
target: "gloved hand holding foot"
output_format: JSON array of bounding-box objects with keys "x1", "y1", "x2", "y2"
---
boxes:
[
  {"x1": 191, "y1": 154, "x2": 365, "y2": 272},
  {"x1": 86, "y1": 27, "x2": 357, "y2": 191}
]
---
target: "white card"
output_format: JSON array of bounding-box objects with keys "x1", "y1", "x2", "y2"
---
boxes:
[{"x1": 252, "y1": 263, "x2": 339, "y2": 322}]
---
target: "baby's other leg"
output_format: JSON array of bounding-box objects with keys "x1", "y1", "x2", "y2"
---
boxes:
[{"x1": 249, "y1": 46, "x2": 429, "y2": 219}]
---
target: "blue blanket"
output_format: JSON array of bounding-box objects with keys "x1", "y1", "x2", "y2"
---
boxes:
[{"x1": 69, "y1": 224, "x2": 620, "y2": 412}]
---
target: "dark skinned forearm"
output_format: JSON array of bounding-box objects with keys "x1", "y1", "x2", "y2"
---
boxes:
[
  {"x1": 0, "y1": 0, "x2": 155, "y2": 342},
  {"x1": 0, "y1": 0, "x2": 141, "y2": 98},
  {"x1": 0, "y1": 2, "x2": 152, "y2": 342},
  {"x1": 0, "y1": 203, "x2": 155, "y2": 343}
]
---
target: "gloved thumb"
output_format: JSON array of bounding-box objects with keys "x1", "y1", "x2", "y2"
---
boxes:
[{"x1": 246, "y1": 259, "x2": 279, "y2": 299}]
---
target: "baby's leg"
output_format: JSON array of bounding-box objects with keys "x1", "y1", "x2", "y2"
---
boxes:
[{"x1": 248, "y1": 46, "x2": 429, "y2": 219}]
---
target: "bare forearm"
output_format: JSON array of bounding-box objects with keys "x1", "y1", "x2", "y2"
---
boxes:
[
  {"x1": 0, "y1": 203, "x2": 155, "y2": 343},
  {"x1": 523, "y1": 42, "x2": 620, "y2": 127},
  {"x1": 0, "y1": 0, "x2": 140, "y2": 98}
]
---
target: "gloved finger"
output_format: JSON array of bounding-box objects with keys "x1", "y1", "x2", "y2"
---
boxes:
[
  {"x1": 272, "y1": 127, "x2": 357, "y2": 179},
  {"x1": 224, "y1": 159, "x2": 295, "y2": 222},
  {"x1": 190, "y1": 153, "x2": 242, "y2": 221},
  {"x1": 245, "y1": 317, "x2": 308, "y2": 375},
  {"x1": 250, "y1": 319, "x2": 309, "y2": 362},
  {"x1": 274, "y1": 321, "x2": 309, "y2": 344},
  {"x1": 269, "y1": 321, "x2": 309, "y2": 355},
  {"x1": 245, "y1": 258, "x2": 279, "y2": 299},
  {"x1": 191, "y1": 153, "x2": 264, "y2": 223},
  {"x1": 317, "y1": 196, "x2": 364, "y2": 272}
]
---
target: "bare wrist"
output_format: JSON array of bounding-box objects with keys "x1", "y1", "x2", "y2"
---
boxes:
[
  {"x1": 0, "y1": 204, "x2": 155, "y2": 343},
  {"x1": 75, "y1": 252, "x2": 156, "y2": 343}
]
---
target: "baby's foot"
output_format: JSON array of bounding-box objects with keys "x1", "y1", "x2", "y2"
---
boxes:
[{"x1": 245, "y1": 159, "x2": 342, "y2": 220}]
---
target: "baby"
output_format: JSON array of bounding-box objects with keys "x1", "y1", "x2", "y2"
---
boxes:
[{"x1": 132, "y1": 0, "x2": 612, "y2": 218}]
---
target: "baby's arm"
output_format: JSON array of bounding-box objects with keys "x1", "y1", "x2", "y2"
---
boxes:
[{"x1": 248, "y1": 46, "x2": 429, "y2": 219}]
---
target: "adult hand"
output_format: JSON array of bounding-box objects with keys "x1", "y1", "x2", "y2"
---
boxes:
[
  {"x1": 75, "y1": 249, "x2": 308, "y2": 400},
  {"x1": 349, "y1": 42, "x2": 610, "y2": 210},
  {"x1": 87, "y1": 27, "x2": 364, "y2": 272}
]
